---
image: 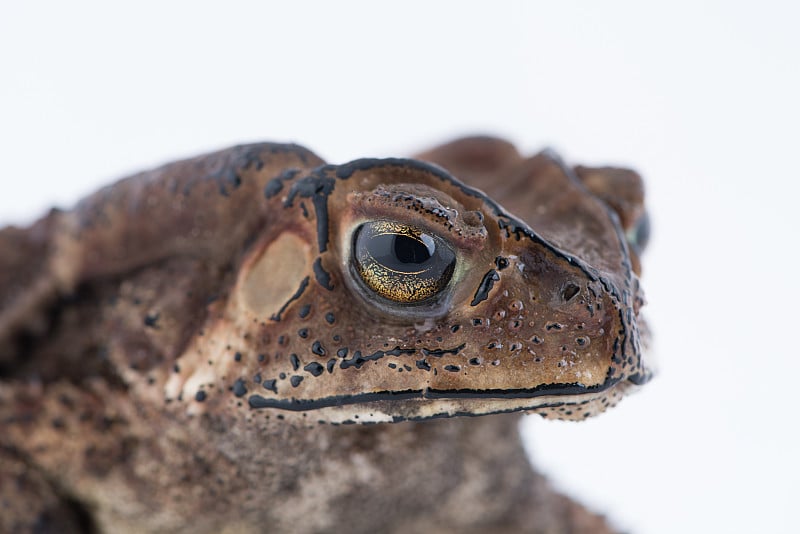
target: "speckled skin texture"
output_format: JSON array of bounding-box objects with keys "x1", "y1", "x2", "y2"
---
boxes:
[{"x1": 0, "y1": 137, "x2": 648, "y2": 533}]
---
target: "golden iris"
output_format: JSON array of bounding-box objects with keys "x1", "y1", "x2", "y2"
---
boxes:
[{"x1": 353, "y1": 221, "x2": 455, "y2": 303}]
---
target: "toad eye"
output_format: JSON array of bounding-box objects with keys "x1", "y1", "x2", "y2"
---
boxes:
[
  {"x1": 352, "y1": 221, "x2": 456, "y2": 304},
  {"x1": 627, "y1": 212, "x2": 651, "y2": 255}
]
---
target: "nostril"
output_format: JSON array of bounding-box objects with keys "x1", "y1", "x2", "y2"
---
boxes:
[{"x1": 561, "y1": 282, "x2": 580, "y2": 302}]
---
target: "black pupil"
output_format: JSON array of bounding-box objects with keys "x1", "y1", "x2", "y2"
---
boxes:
[
  {"x1": 394, "y1": 234, "x2": 432, "y2": 264},
  {"x1": 368, "y1": 232, "x2": 436, "y2": 273}
]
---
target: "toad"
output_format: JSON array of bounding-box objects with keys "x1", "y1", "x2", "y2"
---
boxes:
[{"x1": 0, "y1": 136, "x2": 650, "y2": 533}]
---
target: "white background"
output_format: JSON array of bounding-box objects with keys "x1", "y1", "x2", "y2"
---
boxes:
[{"x1": 2, "y1": 2, "x2": 798, "y2": 532}]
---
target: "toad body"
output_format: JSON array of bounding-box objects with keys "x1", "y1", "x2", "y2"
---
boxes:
[{"x1": 0, "y1": 137, "x2": 650, "y2": 533}]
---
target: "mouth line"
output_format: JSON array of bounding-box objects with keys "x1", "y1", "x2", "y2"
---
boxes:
[{"x1": 246, "y1": 378, "x2": 623, "y2": 412}]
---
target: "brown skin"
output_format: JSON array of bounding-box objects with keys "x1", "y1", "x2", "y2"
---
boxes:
[{"x1": 0, "y1": 137, "x2": 648, "y2": 533}]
